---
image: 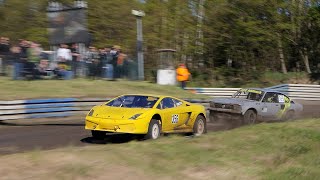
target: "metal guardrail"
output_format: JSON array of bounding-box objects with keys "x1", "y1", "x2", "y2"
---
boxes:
[
  {"x1": 0, "y1": 97, "x2": 210, "y2": 121},
  {"x1": 0, "y1": 84, "x2": 319, "y2": 121},
  {"x1": 266, "y1": 84, "x2": 320, "y2": 101},
  {"x1": 185, "y1": 87, "x2": 240, "y2": 98},
  {"x1": 0, "y1": 98, "x2": 108, "y2": 121},
  {"x1": 186, "y1": 84, "x2": 320, "y2": 101}
]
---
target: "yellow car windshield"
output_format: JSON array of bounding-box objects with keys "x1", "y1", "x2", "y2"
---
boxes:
[{"x1": 106, "y1": 95, "x2": 159, "y2": 108}]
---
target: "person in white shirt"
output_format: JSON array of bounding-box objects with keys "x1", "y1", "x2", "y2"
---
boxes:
[
  {"x1": 55, "y1": 44, "x2": 72, "y2": 79},
  {"x1": 56, "y1": 44, "x2": 72, "y2": 62}
]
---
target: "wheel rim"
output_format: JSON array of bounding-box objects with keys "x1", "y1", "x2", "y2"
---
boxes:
[
  {"x1": 249, "y1": 113, "x2": 256, "y2": 124},
  {"x1": 196, "y1": 119, "x2": 205, "y2": 135},
  {"x1": 152, "y1": 124, "x2": 159, "y2": 139}
]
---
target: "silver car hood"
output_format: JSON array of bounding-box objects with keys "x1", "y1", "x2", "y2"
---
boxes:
[{"x1": 212, "y1": 97, "x2": 256, "y2": 105}]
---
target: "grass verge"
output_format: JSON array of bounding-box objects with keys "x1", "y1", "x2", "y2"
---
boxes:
[
  {"x1": 0, "y1": 119, "x2": 319, "y2": 180},
  {"x1": 0, "y1": 77, "x2": 207, "y2": 100}
]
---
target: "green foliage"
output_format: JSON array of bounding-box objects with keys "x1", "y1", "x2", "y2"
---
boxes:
[
  {"x1": 1, "y1": 0, "x2": 320, "y2": 83},
  {"x1": 188, "y1": 70, "x2": 309, "y2": 88}
]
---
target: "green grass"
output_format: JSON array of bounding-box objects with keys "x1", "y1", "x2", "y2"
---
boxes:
[
  {"x1": 1, "y1": 119, "x2": 319, "y2": 179},
  {"x1": 0, "y1": 77, "x2": 207, "y2": 100}
]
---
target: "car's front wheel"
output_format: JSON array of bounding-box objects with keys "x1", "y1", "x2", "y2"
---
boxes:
[
  {"x1": 91, "y1": 130, "x2": 106, "y2": 140},
  {"x1": 145, "y1": 119, "x2": 161, "y2": 140},
  {"x1": 283, "y1": 110, "x2": 295, "y2": 121},
  {"x1": 193, "y1": 115, "x2": 207, "y2": 136},
  {"x1": 243, "y1": 110, "x2": 257, "y2": 125}
]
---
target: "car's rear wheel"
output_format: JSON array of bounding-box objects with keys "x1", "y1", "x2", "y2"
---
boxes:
[
  {"x1": 193, "y1": 115, "x2": 206, "y2": 136},
  {"x1": 145, "y1": 119, "x2": 161, "y2": 140},
  {"x1": 243, "y1": 110, "x2": 257, "y2": 125},
  {"x1": 91, "y1": 130, "x2": 106, "y2": 139}
]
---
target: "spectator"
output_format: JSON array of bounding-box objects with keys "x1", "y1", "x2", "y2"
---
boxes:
[
  {"x1": 57, "y1": 44, "x2": 72, "y2": 62},
  {"x1": 98, "y1": 48, "x2": 106, "y2": 77},
  {"x1": 19, "y1": 39, "x2": 29, "y2": 58},
  {"x1": 70, "y1": 43, "x2": 80, "y2": 78},
  {"x1": 0, "y1": 37, "x2": 10, "y2": 75},
  {"x1": 27, "y1": 42, "x2": 42, "y2": 65},
  {"x1": 100, "y1": 47, "x2": 114, "y2": 79},
  {"x1": 29, "y1": 42, "x2": 49, "y2": 79},
  {"x1": 55, "y1": 44, "x2": 72, "y2": 79},
  {"x1": 87, "y1": 46, "x2": 100, "y2": 79},
  {"x1": 38, "y1": 53, "x2": 50, "y2": 77},
  {"x1": 111, "y1": 45, "x2": 120, "y2": 79},
  {"x1": 176, "y1": 63, "x2": 191, "y2": 89},
  {"x1": 116, "y1": 50, "x2": 127, "y2": 78},
  {"x1": 10, "y1": 45, "x2": 24, "y2": 80}
]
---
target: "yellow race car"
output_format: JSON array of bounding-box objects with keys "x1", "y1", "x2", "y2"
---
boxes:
[{"x1": 85, "y1": 94, "x2": 207, "y2": 140}]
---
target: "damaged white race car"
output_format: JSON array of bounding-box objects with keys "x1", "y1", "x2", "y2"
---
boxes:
[{"x1": 208, "y1": 88, "x2": 303, "y2": 124}]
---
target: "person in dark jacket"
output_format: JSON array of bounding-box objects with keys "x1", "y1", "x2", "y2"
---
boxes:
[
  {"x1": 0, "y1": 37, "x2": 10, "y2": 76},
  {"x1": 70, "y1": 44, "x2": 80, "y2": 78},
  {"x1": 110, "y1": 46, "x2": 120, "y2": 79},
  {"x1": 11, "y1": 45, "x2": 24, "y2": 80}
]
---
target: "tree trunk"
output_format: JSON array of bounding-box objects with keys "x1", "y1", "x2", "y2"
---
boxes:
[
  {"x1": 277, "y1": 34, "x2": 287, "y2": 74},
  {"x1": 299, "y1": 48, "x2": 312, "y2": 73}
]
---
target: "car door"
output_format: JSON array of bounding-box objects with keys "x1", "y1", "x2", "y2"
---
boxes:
[
  {"x1": 276, "y1": 93, "x2": 291, "y2": 119},
  {"x1": 157, "y1": 97, "x2": 189, "y2": 131},
  {"x1": 261, "y1": 92, "x2": 281, "y2": 119},
  {"x1": 156, "y1": 98, "x2": 176, "y2": 131},
  {"x1": 169, "y1": 98, "x2": 193, "y2": 129}
]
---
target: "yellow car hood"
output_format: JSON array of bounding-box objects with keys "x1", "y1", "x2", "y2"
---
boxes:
[{"x1": 92, "y1": 105, "x2": 151, "y2": 119}]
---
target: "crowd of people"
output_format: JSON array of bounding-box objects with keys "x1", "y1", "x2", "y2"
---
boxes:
[
  {"x1": 0, "y1": 37, "x2": 137, "y2": 80},
  {"x1": 0, "y1": 36, "x2": 192, "y2": 88},
  {"x1": 0, "y1": 37, "x2": 48, "y2": 80}
]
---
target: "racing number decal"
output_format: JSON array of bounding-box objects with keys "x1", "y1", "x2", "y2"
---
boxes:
[
  {"x1": 278, "y1": 95, "x2": 285, "y2": 103},
  {"x1": 172, "y1": 114, "x2": 179, "y2": 124},
  {"x1": 277, "y1": 95, "x2": 291, "y2": 118}
]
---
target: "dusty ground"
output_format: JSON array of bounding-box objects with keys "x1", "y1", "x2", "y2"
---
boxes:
[{"x1": 0, "y1": 100, "x2": 319, "y2": 155}]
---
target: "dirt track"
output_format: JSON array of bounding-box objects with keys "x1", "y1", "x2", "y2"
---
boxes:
[{"x1": 0, "y1": 100, "x2": 319, "y2": 155}]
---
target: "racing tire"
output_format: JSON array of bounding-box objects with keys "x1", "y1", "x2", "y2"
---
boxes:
[
  {"x1": 145, "y1": 119, "x2": 161, "y2": 140},
  {"x1": 91, "y1": 130, "x2": 106, "y2": 140},
  {"x1": 283, "y1": 110, "x2": 295, "y2": 121},
  {"x1": 193, "y1": 115, "x2": 207, "y2": 136},
  {"x1": 243, "y1": 110, "x2": 257, "y2": 125}
]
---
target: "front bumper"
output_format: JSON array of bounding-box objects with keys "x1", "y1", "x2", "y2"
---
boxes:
[{"x1": 85, "y1": 116, "x2": 149, "y2": 134}]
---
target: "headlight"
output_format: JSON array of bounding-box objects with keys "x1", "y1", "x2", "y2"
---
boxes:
[
  {"x1": 88, "y1": 109, "x2": 94, "y2": 116},
  {"x1": 233, "y1": 104, "x2": 242, "y2": 111},
  {"x1": 129, "y1": 113, "x2": 142, "y2": 120}
]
